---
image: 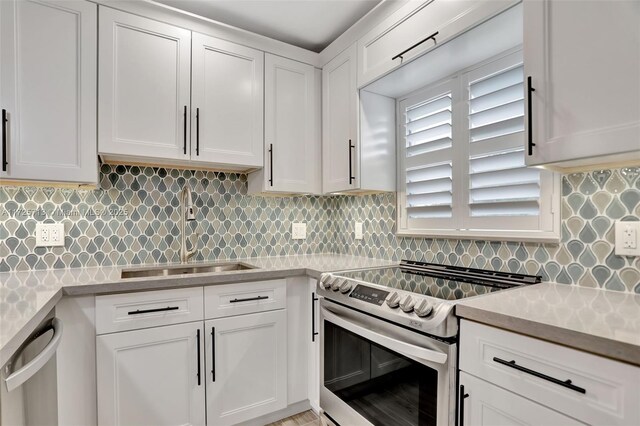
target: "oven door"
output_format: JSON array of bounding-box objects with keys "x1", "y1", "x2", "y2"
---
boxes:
[{"x1": 320, "y1": 300, "x2": 455, "y2": 426}]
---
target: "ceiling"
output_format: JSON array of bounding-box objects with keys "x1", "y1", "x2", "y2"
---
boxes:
[{"x1": 154, "y1": 0, "x2": 383, "y2": 52}]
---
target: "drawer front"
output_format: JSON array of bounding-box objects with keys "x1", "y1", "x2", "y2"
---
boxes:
[
  {"x1": 204, "y1": 279, "x2": 286, "y2": 319},
  {"x1": 460, "y1": 320, "x2": 640, "y2": 425},
  {"x1": 459, "y1": 372, "x2": 582, "y2": 426},
  {"x1": 357, "y1": 0, "x2": 517, "y2": 87},
  {"x1": 96, "y1": 287, "x2": 204, "y2": 334}
]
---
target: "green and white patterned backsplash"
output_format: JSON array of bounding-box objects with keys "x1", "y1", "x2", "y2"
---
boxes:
[{"x1": 1, "y1": 164, "x2": 639, "y2": 293}]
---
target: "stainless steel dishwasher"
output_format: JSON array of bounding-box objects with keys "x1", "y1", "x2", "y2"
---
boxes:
[{"x1": 1, "y1": 311, "x2": 63, "y2": 425}]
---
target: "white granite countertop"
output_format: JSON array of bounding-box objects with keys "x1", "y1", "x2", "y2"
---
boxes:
[
  {"x1": 0, "y1": 253, "x2": 396, "y2": 367},
  {"x1": 456, "y1": 283, "x2": 640, "y2": 366}
]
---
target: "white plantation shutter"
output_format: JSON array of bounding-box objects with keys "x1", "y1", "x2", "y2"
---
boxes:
[
  {"x1": 465, "y1": 58, "x2": 545, "y2": 230},
  {"x1": 399, "y1": 81, "x2": 457, "y2": 229},
  {"x1": 397, "y1": 50, "x2": 558, "y2": 240}
]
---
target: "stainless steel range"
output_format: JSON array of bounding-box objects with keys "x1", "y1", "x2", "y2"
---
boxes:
[{"x1": 318, "y1": 260, "x2": 540, "y2": 426}]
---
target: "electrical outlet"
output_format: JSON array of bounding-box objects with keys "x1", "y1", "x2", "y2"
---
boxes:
[
  {"x1": 355, "y1": 222, "x2": 363, "y2": 240},
  {"x1": 615, "y1": 221, "x2": 640, "y2": 256},
  {"x1": 36, "y1": 223, "x2": 65, "y2": 247},
  {"x1": 292, "y1": 223, "x2": 307, "y2": 240}
]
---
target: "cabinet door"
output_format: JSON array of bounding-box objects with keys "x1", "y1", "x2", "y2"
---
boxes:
[
  {"x1": 264, "y1": 54, "x2": 320, "y2": 193},
  {"x1": 191, "y1": 33, "x2": 263, "y2": 168},
  {"x1": 96, "y1": 322, "x2": 205, "y2": 426},
  {"x1": 459, "y1": 372, "x2": 582, "y2": 426},
  {"x1": 307, "y1": 279, "x2": 320, "y2": 412},
  {"x1": 524, "y1": 0, "x2": 640, "y2": 167},
  {"x1": 206, "y1": 310, "x2": 287, "y2": 426},
  {"x1": 357, "y1": 0, "x2": 517, "y2": 87},
  {"x1": 0, "y1": 0, "x2": 97, "y2": 183},
  {"x1": 98, "y1": 7, "x2": 191, "y2": 161},
  {"x1": 322, "y1": 44, "x2": 358, "y2": 193}
]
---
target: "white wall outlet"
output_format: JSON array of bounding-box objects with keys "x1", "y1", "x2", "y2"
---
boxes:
[
  {"x1": 355, "y1": 222, "x2": 363, "y2": 240},
  {"x1": 615, "y1": 221, "x2": 640, "y2": 256},
  {"x1": 36, "y1": 223, "x2": 65, "y2": 247},
  {"x1": 292, "y1": 223, "x2": 307, "y2": 240}
]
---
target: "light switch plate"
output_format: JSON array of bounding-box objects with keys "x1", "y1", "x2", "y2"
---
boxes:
[
  {"x1": 36, "y1": 223, "x2": 65, "y2": 247},
  {"x1": 292, "y1": 223, "x2": 307, "y2": 240},
  {"x1": 615, "y1": 221, "x2": 640, "y2": 256},
  {"x1": 355, "y1": 222, "x2": 363, "y2": 240}
]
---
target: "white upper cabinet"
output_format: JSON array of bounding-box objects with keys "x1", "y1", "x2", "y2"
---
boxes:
[
  {"x1": 322, "y1": 44, "x2": 396, "y2": 194},
  {"x1": 98, "y1": 7, "x2": 191, "y2": 162},
  {"x1": 0, "y1": 0, "x2": 97, "y2": 184},
  {"x1": 191, "y1": 33, "x2": 264, "y2": 169},
  {"x1": 357, "y1": 0, "x2": 518, "y2": 87},
  {"x1": 524, "y1": 0, "x2": 640, "y2": 169},
  {"x1": 322, "y1": 44, "x2": 358, "y2": 193},
  {"x1": 249, "y1": 54, "x2": 320, "y2": 194}
]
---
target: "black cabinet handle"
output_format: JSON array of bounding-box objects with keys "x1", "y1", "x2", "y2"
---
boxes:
[
  {"x1": 229, "y1": 295, "x2": 269, "y2": 303},
  {"x1": 348, "y1": 139, "x2": 355, "y2": 184},
  {"x1": 392, "y1": 31, "x2": 439, "y2": 61},
  {"x1": 127, "y1": 306, "x2": 179, "y2": 315},
  {"x1": 196, "y1": 329, "x2": 201, "y2": 386},
  {"x1": 196, "y1": 107, "x2": 200, "y2": 156},
  {"x1": 527, "y1": 76, "x2": 536, "y2": 156},
  {"x1": 493, "y1": 357, "x2": 586, "y2": 394},
  {"x1": 211, "y1": 327, "x2": 216, "y2": 382},
  {"x1": 458, "y1": 385, "x2": 469, "y2": 426},
  {"x1": 311, "y1": 292, "x2": 319, "y2": 342},
  {"x1": 2, "y1": 109, "x2": 8, "y2": 172},
  {"x1": 183, "y1": 105, "x2": 187, "y2": 155},
  {"x1": 268, "y1": 143, "x2": 273, "y2": 186}
]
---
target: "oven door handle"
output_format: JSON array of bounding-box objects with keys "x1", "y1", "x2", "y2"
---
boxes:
[{"x1": 322, "y1": 309, "x2": 447, "y2": 365}]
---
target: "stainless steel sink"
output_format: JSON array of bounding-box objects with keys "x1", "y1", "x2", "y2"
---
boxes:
[{"x1": 120, "y1": 262, "x2": 257, "y2": 279}]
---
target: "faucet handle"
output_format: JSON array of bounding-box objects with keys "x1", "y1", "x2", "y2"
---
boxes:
[{"x1": 188, "y1": 233, "x2": 200, "y2": 251}]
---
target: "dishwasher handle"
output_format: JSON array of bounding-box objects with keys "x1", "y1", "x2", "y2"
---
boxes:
[{"x1": 4, "y1": 318, "x2": 63, "y2": 392}]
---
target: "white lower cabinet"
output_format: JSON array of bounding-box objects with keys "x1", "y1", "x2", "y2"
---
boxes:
[
  {"x1": 459, "y1": 372, "x2": 581, "y2": 426},
  {"x1": 459, "y1": 320, "x2": 640, "y2": 426},
  {"x1": 95, "y1": 282, "x2": 311, "y2": 426},
  {"x1": 96, "y1": 321, "x2": 206, "y2": 426},
  {"x1": 205, "y1": 310, "x2": 287, "y2": 426}
]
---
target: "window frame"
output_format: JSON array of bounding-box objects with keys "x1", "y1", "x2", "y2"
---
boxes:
[{"x1": 396, "y1": 49, "x2": 560, "y2": 243}]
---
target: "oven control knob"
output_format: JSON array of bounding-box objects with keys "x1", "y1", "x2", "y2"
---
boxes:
[
  {"x1": 386, "y1": 292, "x2": 400, "y2": 308},
  {"x1": 399, "y1": 295, "x2": 415, "y2": 313},
  {"x1": 339, "y1": 280, "x2": 352, "y2": 293},
  {"x1": 319, "y1": 275, "x2": 333, "y2": 290},
  {"x1": 414, "y1": 299, "x2": 434, "y2": 317},
  {"x1": 331, "y1": 278, "x2": 343, "y2": 291}
]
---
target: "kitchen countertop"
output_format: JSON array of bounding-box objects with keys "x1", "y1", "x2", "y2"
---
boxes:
[
  {"x1": 456, "y1": 283, "x2": 640, "y2": 366},
  {"x1": 0, "y1": 253, "x2": 396, "y2": 368},
  {"x1": 3, "y1": 256, "x2": 639, "y2": 370}
]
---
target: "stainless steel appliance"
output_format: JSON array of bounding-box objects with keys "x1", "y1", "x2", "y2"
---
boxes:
[{"x1": 318, "y1": 261, "x2": 540, "y2": 426}]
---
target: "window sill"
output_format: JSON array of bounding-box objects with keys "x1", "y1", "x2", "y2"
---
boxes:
[{"x1": 395, "y1": 228, "x2": 561, "y2": 244}]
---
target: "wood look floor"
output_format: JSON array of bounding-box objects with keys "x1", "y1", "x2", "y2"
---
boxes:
[{"x1": 266, "y1": 410, "x2": 322, "y2": 426}]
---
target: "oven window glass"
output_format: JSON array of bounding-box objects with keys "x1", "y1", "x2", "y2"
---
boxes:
[{"x1": 324, "y1": 321, "x2": 438, "y2": 426}]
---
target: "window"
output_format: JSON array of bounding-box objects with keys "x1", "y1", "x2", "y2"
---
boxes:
[{"x1": 397, "y1": 51, "x2": 559, "y2": 241}]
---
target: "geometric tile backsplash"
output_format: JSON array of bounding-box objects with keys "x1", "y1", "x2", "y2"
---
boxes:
[
  {"x1": 332, "y1": 167, "x2": 640, "y2": 293},
  {"x1": 1, "y1": 164, "x2": 639, "y2": 293},
  {"x1": 1, "y1": 165, "x2": 333, "y2": 272}
]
